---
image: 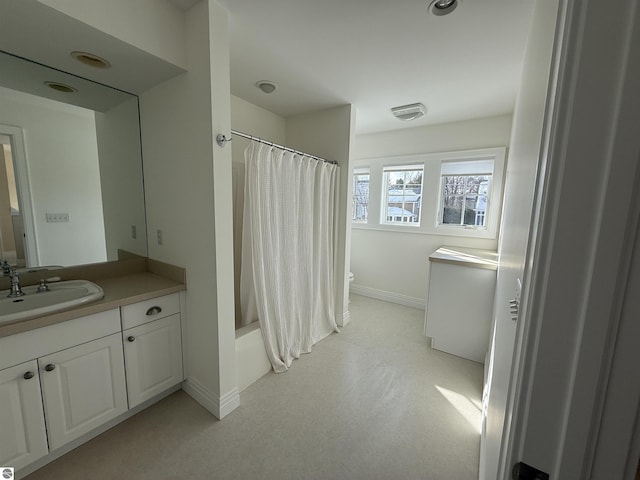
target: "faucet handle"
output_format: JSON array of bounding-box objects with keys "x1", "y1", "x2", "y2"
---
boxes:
[{"x1": 36, "y1": 278, "x2": 50, "y2": 293}]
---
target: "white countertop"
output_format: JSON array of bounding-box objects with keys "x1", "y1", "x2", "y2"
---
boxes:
[{"x1": 429, "y1": 246, "x2": 499, "y2": 271}]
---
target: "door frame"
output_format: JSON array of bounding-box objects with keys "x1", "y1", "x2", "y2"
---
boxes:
[
  {"x1": 0, "y1": 124, "x2": 39, "y2": 266},
  {"x1": 502, "y1": 0, "x2": 640, "y2": 477}
]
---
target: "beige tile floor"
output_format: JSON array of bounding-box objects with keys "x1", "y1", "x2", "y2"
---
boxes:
[{"x1": 24, "y1": 294, "x2": 483, "y2": 480}]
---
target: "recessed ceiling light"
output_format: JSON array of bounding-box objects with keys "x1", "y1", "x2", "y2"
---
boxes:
[
  {"x1": 44, "y1": 81, "x2": 77, "y2": 93},
  {"x1": 256, "y1": 80, "x2": 277, "y2": 94},
  {"x1": 71, "y1": 51, "x2": 111, "y2": 69},
  {"x1": 391, "y1": 103, "x2": 427, "y2": 121},
  {"x1": 428, "y1": 0, "x2": 460, "y2": 16}
]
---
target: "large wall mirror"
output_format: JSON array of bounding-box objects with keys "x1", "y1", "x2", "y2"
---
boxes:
[{"x1": 0, "y1": 50, "x2": 147, "y2": 269}]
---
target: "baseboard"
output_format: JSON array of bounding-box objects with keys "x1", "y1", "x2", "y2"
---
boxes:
[
  {"x1": 350, "y1": 284, "x2": 426, "y2": 310},
  {"x1": 337, "y1": 309, "x2": 351, "y2": 327},
  {"x1": 219, "y1": 388, "x2": 241, "y2": 418},
  {"x1": 182, "y1": 377, "x2": 240, "y2": 419}
]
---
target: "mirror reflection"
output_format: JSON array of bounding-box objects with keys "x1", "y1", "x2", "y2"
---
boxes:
[{"x1": 0, "y1": 51, "x2": 147, "y2": 269}]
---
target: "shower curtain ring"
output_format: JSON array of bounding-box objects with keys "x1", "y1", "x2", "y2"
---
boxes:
[{"x1": 216, "y1": 133, "x2": 232, "y2": 147}]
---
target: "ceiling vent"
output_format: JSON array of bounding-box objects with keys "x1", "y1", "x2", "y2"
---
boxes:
[{"x1": 391, "y1": 103, "x2": 427, "y2": 121}]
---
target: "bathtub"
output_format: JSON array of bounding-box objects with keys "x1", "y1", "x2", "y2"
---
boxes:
[{"x1": 235, "y1": 321, "x2": 271, "y2": 392}]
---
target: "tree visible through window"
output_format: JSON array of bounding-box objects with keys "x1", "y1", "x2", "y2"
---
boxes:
[
  {"x1": 383, "y1": 167, "x2": 423, "y2": 225},
  {"x1": 441, "y1": 174, "x2": 490, "y2": 227},
  {"x1": 352, "y1": 170, "x2": 369, "y2": 222}
]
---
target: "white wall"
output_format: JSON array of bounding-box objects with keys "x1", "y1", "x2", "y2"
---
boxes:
[
  {"x1": 507, "y1": 0, "x2": 640, "y2": 477},
  {"x1": 139, "y1": 0, "x2": 238, "y2": 419},
  {"x1": 37, "y1": 0, "x2": 187, "y2": 69},
  {"x1": 230, "y1": 94, "x2": 286, "y2": 326},
  {"x1": 351, "y1": 115, "x2": 512, "y2": 305},
  {"x1": 95, "y1": 97, "x2": 147, "y2": 260},
  {"x1": 0, "y1": 86, "x2": 107, "y2": 267},
  {"x1": 480, "y1": 1, "x2": 558, "y2": 478},
  {"x1": 286, "y1": 105, "x2": 356, "y2": 326}
]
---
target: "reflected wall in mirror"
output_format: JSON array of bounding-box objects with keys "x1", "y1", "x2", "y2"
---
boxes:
[{"x1": 0, "y1": 51, "x2": 147, "y2": 268}]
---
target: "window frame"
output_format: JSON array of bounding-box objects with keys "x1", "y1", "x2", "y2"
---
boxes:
[
  {"x1": 381, "y1": 164, "x2": 424, "y2": 227},
  {"x1": 350, "y1": 147, "x2": 506, "y2": 239},
  {"x1": 351, "y1": 168, "x2": 370, "y2": 223}
]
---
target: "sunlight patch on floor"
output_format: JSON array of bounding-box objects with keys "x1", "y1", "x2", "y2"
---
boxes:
[{"x1": 435, "y1": 385, "x2": 482, "y2": 434}]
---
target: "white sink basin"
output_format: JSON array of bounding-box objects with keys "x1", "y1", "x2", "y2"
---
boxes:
[{"x1": 0, "y1": 280, "x2": 104, "y2": 325}]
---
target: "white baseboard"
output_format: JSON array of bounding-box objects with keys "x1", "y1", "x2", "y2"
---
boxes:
[
  {"x1": 182, "y1": 377, "x2": 240, "y2": 419},
  {"x1": 337, "y1": 309, "x2": 351, "y2": 327},
  {"x1": 350, "y1": 284, "x2": 426, "y2": 310}
]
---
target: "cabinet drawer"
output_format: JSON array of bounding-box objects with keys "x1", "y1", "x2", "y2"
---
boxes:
[
  {"x1": 121, "y1": 293, "x2": 180, "y2": 330},
  {"x1": 0, "y1": 309, "x2": 121, "y2": 370}
]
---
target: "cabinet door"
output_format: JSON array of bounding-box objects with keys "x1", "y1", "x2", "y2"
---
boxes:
[
  {"x1": 123, "y1": 314, "x2": 183, "y2": 408},
  {"x1": 0, "y1": 360, "x2": 48, "y2": 470},
  {"x1": 39, "y1": 333, "x2": 127, "y2": 451}
]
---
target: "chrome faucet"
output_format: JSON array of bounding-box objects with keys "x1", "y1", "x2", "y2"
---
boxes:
[{"x1": 8, "y1": 270, "x2": 24, "y2": 298}]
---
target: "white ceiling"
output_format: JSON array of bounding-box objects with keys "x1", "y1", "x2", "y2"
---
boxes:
[
  {"x1": 215, "y1": 0, "x2": 536, "y2": 134},
  {"x1": 0, "y1": 0, "x2": 185, "y2": 110},
  {"x1": 1, "y1": 0, "x2": 535, "y2": 134}
]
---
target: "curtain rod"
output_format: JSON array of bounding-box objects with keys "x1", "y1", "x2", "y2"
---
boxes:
[{"x1": 215, "y1": 130, "x2": 337, "y2": 165}]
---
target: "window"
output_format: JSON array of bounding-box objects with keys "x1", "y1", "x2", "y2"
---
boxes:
[
  {"x1": 383, "y1": 166, "x2": 423, "y2": 225},
  {"x1": 352, "y1": 169, "x2": 370, "y2": 222},
  {"x1": 439, "y1": 160, "x2": 493, "y2": 229},
  {"x1": 350, "y1": 147, "x2": 505, "y2": 239}
]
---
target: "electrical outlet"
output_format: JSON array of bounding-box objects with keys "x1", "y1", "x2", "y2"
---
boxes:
[
  {"x1": 157, "y1": 229, "x2": 163, "y2": 245},
  {"x1": 131, "y1": 225, "x2": 137, "y2": 239},
  {"x1": 45, "y1": 213, "x2": 70, "y2": 223}
]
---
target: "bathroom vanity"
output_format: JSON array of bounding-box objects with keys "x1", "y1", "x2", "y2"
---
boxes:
[
  {"x1": 0, "y1": 257, "x2": 185, "y2": 476},
  {"x1": 424, "y1": 246, "x2": 498, "y2": 363}
]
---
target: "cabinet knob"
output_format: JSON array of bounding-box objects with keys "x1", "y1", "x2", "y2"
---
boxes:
[
  {"x1": 127, "y1": 336, "x2": 136, "y2": 342},
  {"x1": 146, "y1": 306, "x2": 162, "y2": 316},
  {"x1": 23, "y1": 371, "x2": 35, "y2": 380},
  {"x1": 44, "y1": 363, "x2": 56, "y2": 372}
]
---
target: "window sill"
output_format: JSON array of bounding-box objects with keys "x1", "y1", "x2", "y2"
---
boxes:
[{"x1": 351, "y1": 222, "x2": 497, "y2": 239}]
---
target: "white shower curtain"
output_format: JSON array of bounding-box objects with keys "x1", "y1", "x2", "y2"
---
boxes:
[{"x1": 240, "y1": 141, "x2": 339, "y2": 373}]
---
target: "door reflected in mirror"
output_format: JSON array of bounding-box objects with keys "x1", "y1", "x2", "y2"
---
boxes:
[
  {"x1": 0, "y1": 51, "x2": 148, "y2": 269},
  {"x1": 0, "y1": 140, "x2": 23, "y2": 265}
]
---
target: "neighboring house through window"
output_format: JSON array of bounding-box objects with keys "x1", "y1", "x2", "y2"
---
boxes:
[
  {"x1": 350, "y1": 147, "x2": 506, "y2": 239},
  {"x1": 383, "y1": 166, "x2": 423, "y2": 225},
  {"x1": 439, "y1": 159, "x2": 494, "y2": 229}
]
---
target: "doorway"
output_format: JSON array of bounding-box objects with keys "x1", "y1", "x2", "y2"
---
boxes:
[
  {"x1": 0, "y1": 136, "x2": 25, "y2": 266},
  {"x1": 0, "y1": 125, "x2": 37, "y2": 268}
]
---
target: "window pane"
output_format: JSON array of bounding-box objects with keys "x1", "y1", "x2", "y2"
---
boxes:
[
  {"x1": 440, "y1": 174, "x2": 491, "y2": 227},
  {"x1": 352, "y1": 171, "x2": 369, "y2": 222},
  {"x1": 383, "y1": 167, "x2": 423, "y2": 225}
]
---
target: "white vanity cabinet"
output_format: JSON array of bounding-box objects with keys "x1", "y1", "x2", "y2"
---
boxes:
[
  {"x1": 38, "y1": 333, "x2": 128, "y2": 450},
  {"x1": 0, "y1": 360, "x2": 49, "y2": 470},
  {"x1": 0, "y1": 290, "x2": 184, "y2": 475},
  {"x1": 121, "y1": 294, "x2": 183, "y2": 408},
  {"x1": 0, "y1": 308, "x2": 122, "y2": 469}
]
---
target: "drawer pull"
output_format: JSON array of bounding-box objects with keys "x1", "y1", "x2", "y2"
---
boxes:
[
  {"x1": 45, "y1": 364, "x2": 56, "y2": 372},
  {"x1": 146, "y1": 306, "x2": 162, "y2": 316},
  {"x1": 23, "y1": 371, "x2": 35, "y2": 380},
  {"x1": 127, "y1": 336, "x2": 136, "y2": 342}
]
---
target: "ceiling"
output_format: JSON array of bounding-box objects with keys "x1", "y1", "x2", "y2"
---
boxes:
[
  {"x1": 1, "y1": 0, "x2": 536, "y2": 134},
  {"x1": 214, "y1": 0, "x2": 536, "y2": 134},
  {"x1": 0, "y1": 0, "x2": 185, "y2": 109}
]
